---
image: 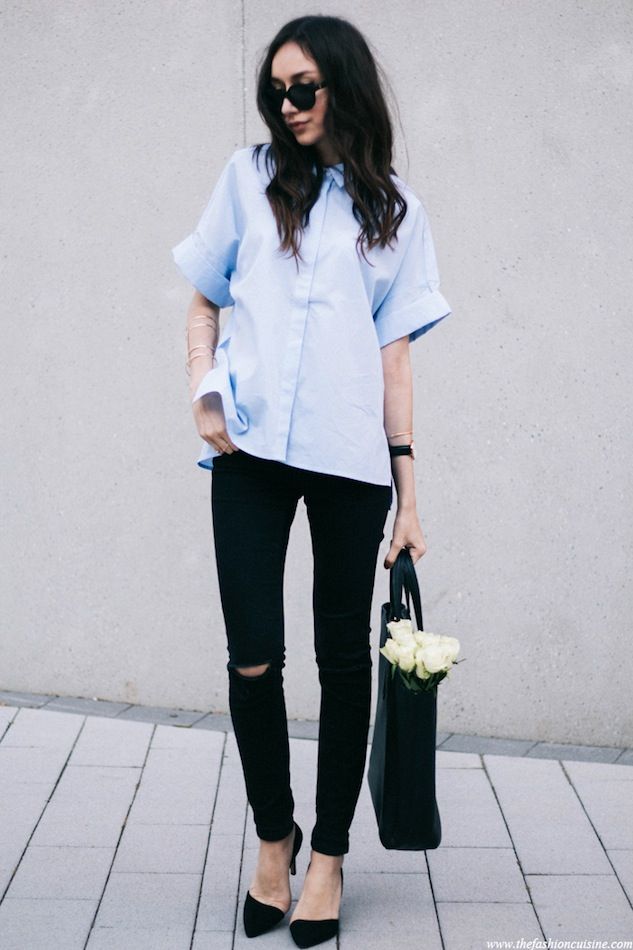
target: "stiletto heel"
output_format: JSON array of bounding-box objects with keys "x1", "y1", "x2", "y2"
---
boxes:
[
  {"x1": 243, "y1": 820, "x2": 304, "y2": 938},
  {"x1": 289, "y1": 861, "x2": 344, "y2": 948}
]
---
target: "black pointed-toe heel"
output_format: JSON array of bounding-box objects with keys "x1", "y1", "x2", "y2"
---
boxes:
[
  {"x1": 243, "y1": 820, "x2": 304, "y2": 938},
  {"x1": 289, "y1": 863, "x2": 344, "y2": 948}
]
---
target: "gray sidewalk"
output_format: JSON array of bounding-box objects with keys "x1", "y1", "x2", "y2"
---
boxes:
[{"x1": 0, "y1": 699, "x2": 632, "y2": 949}]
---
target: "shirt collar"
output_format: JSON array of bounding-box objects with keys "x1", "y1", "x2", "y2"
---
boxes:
[{"x1": 323, "y1": 163, "x2": 345, "y2": 188}]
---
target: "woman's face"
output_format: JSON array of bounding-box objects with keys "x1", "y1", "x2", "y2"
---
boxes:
[{"x1": 270, "y1": 41, "x2": 337, "y2": 162}]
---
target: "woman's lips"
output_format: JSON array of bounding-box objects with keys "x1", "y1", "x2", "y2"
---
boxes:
[{"x1": 289, "y1": 121, "x2": 309, "y2": 131}]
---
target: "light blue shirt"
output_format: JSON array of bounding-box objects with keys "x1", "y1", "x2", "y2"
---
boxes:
[{"x1": 171, "y1": 144, "x2": 451, "y2": 486}]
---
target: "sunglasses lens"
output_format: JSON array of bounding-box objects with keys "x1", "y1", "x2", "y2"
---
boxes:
[
  {"x1": 265, "y1": 86, "x2": 285, "y2": 110},
  {"x1": 289, "y1": 84, "x2": 316, "y2": 110}
]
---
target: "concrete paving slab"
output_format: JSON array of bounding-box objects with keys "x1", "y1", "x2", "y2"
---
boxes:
[
  {"x1": 87, "y1": 927, "x2": 193, "y2": 950},
  {"x1": 323, "y1": 870, "x2": 440, "y2": 943},
  {"x1": 484, "y1": 754, "x2": 613, "y2": 874},
  {"x1": 0, "y1": 705, "x2": 18, "y2": 734},
  {"x1": 436, "y1": 901, "x2": 543, "y2": 949},
  {"x1": 347, "y1": 784, "x2": 432, "y2": 873},
  {"x1": 0, "y1": 705, "x2": 83, "y2": 748},
  {"x1": 44, "y1": 696, "x2": 133, "y2": 717},
  {"x1": 5, "y1": 844, "x2": 115, "y2": 900},
  {"x1": 427, "y1": 846, "x2": 530, "y2": 902},
  {"x1": 0, "y1": 791, "x2": 52, "y2": 870},
  {"x1": 0, "y1": 867, "x2": 13, "y2": 896},
  {"x1": 30, "y1": 814, "x2": 130, "y2": 849},
  {"x1": 341, "y1": 932, "x2": 437, "y2": 949},
  {"x1": 126, "y1": 728, "x2": 224, "y2": 827},
  {"x1": 0, "y1": 896, "x2": 98, "y2": 950},
  {"x1": 0, "y1": 691, "x2": 55, "y2": 708},
  {"x1": 435, "y1": 766, "x2": 513, "y2": 847},
  {"x1": 93, "y1": 871, "x2": 200, "y2": 930},
  {"x1": 192, "y1": 933, "x2": 234, "y2": 950},
  {"x1": 563, "y1": 758, "x2": 633, "y2": 849},
  {"x1": 440, "y1": 734, "x2": 536, "y2": 756},
  {"x1": 207, "y1": 733, "x2": 247, "y2": 838},
  {"x1": 69, "y1": 715, "x2": 153, "y2": 767},
  {"x1": 197, "y1": 832, "x2": 243, "y2": 932},
  {"x1": 608, "y1": 849, "x2": 633, "y2": 903},
  {"x1": 192, "y1": 713, "x2": 234, "y2": 733},
  {"x1": 0, "y1": 745, "x2": 72, "y2": 787},
  {"x1": 437, "y1": 750, "x2": 482, "y2": 768},
  {"x1": 527, "y1": 741, "x2": 623, "y2": 762},
  {"x1": 30, "y1": 764, "x2": 140, "y2": 848},
  {"x1": 118, "y1": 706, "x2": 208, "y2": 727},
  {"x1": 525, "y1": 872, "x2": 633, "y2": 939},
  {"x1": 112, "y1": 823, "x2": 210, "y2": 875},
  {"x1": 128, "y1": 777, "x2": 217, "y2": 827},
  {"x1": 152, "y1": 723, "x2": 225, "y2": 751}
]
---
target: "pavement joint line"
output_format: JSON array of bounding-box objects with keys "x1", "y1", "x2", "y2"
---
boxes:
[
  {"x1": 0, "y1": 710, "x2": 91, "y2": 904},
  {"x1": 558, "y1": 758, "x2": 633, "y2": 916},
  {"x1": 479, "y1": 751, "x2": 547, "y2": 940},
  {"x1": 190, "y1": 730, "x2": 229, "y2": 943},
  {"x1": 0, "y1": 689, "x2": 631, "y2": 765},
  {"x1": 83, "y1": 721, "x2": 158, "y2": 945}
]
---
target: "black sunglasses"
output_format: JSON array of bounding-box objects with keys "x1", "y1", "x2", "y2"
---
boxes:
[{"x1": 265, "y1": 80, "x2": 327, "y2": 112}]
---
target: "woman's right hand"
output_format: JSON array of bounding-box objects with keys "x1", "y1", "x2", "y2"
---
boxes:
[{"x1": 192, "y1": 392, "x2": 241, "y2": 454}]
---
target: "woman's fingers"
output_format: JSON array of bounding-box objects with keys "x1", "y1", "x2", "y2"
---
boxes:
[
  {"x1": 384, "y1": 539, "x2": 427, "y2": 569},
  {"x1": 193, "y1": 394, "x2": 240, "y2": 453},
  {"x1": 216, "y1": 436, "x2": 241, "y2": 453}
]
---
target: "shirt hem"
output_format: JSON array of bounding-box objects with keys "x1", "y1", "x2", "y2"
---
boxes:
[{"x1": 197, "y1": 438, "x2": 392, "y2": 487}]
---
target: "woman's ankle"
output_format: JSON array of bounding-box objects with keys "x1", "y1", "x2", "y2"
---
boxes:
[{"x1": 308, "y1": 849, "x2": 344, "y2": 870}]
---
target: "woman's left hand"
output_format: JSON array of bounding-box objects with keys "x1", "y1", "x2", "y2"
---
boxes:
[{"x1": 384, "y1": 505, "x2": 428, "y2": 568}]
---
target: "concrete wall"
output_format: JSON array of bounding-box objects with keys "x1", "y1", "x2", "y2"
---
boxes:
[{"x1": 2, "y1": 0, "x2": 631, "y2": 745}]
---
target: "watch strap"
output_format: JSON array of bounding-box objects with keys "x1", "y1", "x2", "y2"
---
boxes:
[{"x1": 389, "y1": 442, "x2": 416, "y2": 459}]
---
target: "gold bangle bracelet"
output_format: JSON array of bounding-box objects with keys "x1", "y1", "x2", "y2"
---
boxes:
[
  {"x1": 187, "y1": 324, "x2": 218, "y2": 337},
  {"x1": 186, "y1": 316, "x2": 219, "y2": 332},
  {"x1": 187, "y1": 344, "x2": 217, "y2": 355},
  {"x1": 191, "y1": 313, "x2": 218, "y2": 321},
  {"x1": 186, "y1": 351, "x2": 216, "y2": 366},
  {"x1": 189, "y1": 317, "x2": 218, "y2": 327}
]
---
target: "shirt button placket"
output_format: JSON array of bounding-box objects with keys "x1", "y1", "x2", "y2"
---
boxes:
[{"x1": 275, "y1": 174, "x2": 334, "y2": 459}]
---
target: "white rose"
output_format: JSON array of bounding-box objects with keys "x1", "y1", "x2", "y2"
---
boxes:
[
  {"x1": 439, "y1": 636, "x2": 460, "y2": 662},
  {"x1": 414, "y1": 630, "x2": 439, "y2": 648},
  {"x1": 387, "y1": 619, "x2": 417, "y2": 648},
  {"x1": 380, "y1": 639, "x2": 400, "y2": 664},
  {"x1": 414, "y1": 645, "x2": 425, "y2": 664},
  {"x1": 387, "y1": 618, "x2": 413, "y2": 637},
  {"x1": 420, "y1": 643, "x2": 451, "y2": 674},
  {"x1": 396, "y1": 646, "x2": 417, "y2": 672},
  {"x1": 415, "y1": 659, "x2": 431, "y2": 680},
  {"x1": 393, "y1": 631, "x2": 416, "y2": 649}
]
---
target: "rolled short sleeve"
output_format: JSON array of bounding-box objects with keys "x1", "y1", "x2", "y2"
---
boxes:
[
  {"x1": 372, "y1": 201, "x2": 452, "y2": 349},
  {"x1": 171, "y1": 152, "x2": 242, "y2": 309}
]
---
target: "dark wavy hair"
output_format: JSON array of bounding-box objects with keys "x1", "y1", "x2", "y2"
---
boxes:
[{"x1": 252, "y1": 14, "x2": 407, "y2": 267}]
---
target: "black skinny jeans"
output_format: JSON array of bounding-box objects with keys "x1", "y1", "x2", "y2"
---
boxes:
[{"x1": 210, "y1": 449, "x2": 392, "y2": 856}]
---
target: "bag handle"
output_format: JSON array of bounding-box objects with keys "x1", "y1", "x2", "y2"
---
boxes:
[{"x1": 388, "y1": 547, "x2": 424, "y2": 631}]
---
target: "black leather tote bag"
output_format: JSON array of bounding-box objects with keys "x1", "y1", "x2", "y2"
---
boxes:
[{"x1": 367, "y1": 547, "x2": 442, "y2": 850}]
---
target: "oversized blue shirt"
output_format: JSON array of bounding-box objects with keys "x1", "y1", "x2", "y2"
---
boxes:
[{"x1": 171, "y1": 144, "x2": 451, "y2": 486}]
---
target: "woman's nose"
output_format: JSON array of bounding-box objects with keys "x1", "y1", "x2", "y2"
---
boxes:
[{"x1": 281, "y1": 98, "x2": 297, "y2": 117}]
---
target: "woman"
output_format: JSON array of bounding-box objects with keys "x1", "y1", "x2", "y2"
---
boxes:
[{"x1": 172, "y1": 14, "x2": 451, "y2": 948}]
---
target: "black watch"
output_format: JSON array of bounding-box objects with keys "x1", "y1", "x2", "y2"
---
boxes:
[{"x1": 389, "y1": 441, "x2": 416, "y2": 460}]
